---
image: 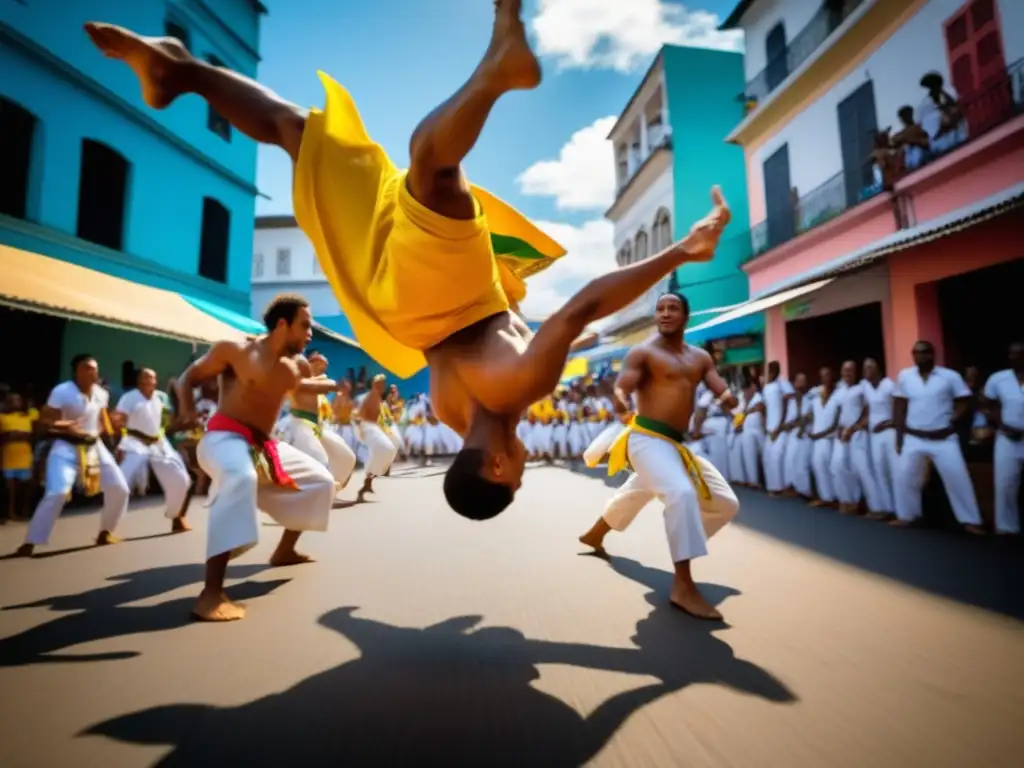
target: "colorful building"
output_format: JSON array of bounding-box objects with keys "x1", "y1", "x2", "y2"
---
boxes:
[
  {"x1": 0, "y1": 1, "x2": 269, "y2": 394},
  {"x1": 582, "y1": 44, "x2": 761, "y2": 377},
  {"x1": 701, "y1": 0, "x2": 1024, "y2": 379}
]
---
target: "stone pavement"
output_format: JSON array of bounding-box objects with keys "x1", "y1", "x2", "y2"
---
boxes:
[{"x1": 0, "y1": 461, "x2": 1021, "y2": 767}]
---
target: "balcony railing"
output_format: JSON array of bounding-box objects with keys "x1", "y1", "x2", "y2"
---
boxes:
[
  {"x1": 744, "y1": 0, "x2": 867, "y2": 105},
  {"x1": 748, "y1": 57, "x2": 1024, "y2": 260},
  {"x1": 614, "y1": 133, "x2": 674, "y2": 198}
]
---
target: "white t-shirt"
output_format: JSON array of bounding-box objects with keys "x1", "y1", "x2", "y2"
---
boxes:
[
  {"x1": 983, "y1": 369, "x2": 1024, "y2": 430},
  {"x1": 837, "y1": 380, "x2": 866, "y2": 428},
  {"x1": 861, "y1": 377, "x2": 896, "y2": 429},
  {"x1": 116, "y1": 388, "x2": 164, "y2": 437},
  {"x1": 46, "y1": 381, "x2": 109, "y2": 460},
  {"x1": 894, "y1": 366, "x2": 970, "y2": 432},
  {"x1": 762, "y1": 378, "x2": 793, "y2": 432},
  {"x1": 744, "y1": 391, "x2": 765, "y2": 434},
  {"x1": 810, "y1": 387, "x2": 841, "y2": 435}
]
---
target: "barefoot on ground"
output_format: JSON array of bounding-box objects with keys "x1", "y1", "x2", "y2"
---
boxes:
[
  {"x1": 269, "y1": 549, "x2": 315, "y2": 567},
  {"x1": 671, "y1": 585, "x2": 723, "y2": 621},
  {"x1": 172, "y1": 517, "x2": 192, "y2": 533},
  {"x1": 83, "y1": 23, "x2": 189, "y2": 109},
  {"x1": 578, "y1": 531, "x2": 606, "y2": 555},
  {"x1": 96, "y1": 531, "x2": 121, "y2": 546},
  {"x1": 192, "y1": 591, "x2": 246, "y2": 622}
]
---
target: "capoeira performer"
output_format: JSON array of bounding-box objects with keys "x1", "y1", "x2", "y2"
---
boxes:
[
  {"x1": 528, "y1": 396, "x2": 555, "y2": 462},
  {"x1": 83, "y1": 2, "x2": 730, "y2": 521},
  {"x1": 566, "y1": 395, "x2": 589, "y2": 459},
  {"x1": 983, "y1": 341, "x2": 1023, "y2": 535},
  {"x1": 404, "y1": 394, "x2": 433, "y2": 464},
  {"x1": 761, "y1": 362, "x2": 794, "y2": 497},
  {"x1": 831, "y1": 360, "x2": 874, "y2": 515},
  {"x1": 782, "y1": 373, "x2": 814, "y2": 499},
  {"x1": 807, "y1": 368, "x2": 841, "y2": 507},
  {"x1": 551, "y1": 399, "x2": 569, "y2": 459},
  {"x1": 276, "y1": 353, "x2": 357, "y2": 493},
  {"x1": 16, "y1": 355, "x2": 130, "y2": 556},
  {"x1": 860, "y1": 358, "x2": 898, "y2": 520},
  {"x1": 175, "y1": 295, "x2": 337, "y2": 621},
  {"x1": 115, "y1": 367, "x2": 193, "y2": 533},
  {"x1": 892, "y1": 341, "x2": 985, "y2": 534},
  {"x1": 738, "y1": 377, "x2": 766, "y2": 489},
  {"x1": 579, "y1": 292, "x2": 740, "y2": 620},
  {"x1": 330, "y1": 380, "x2": 359, "y2": 455},
  {"x1": 354, "y1": 375, "x2": 399, "y2": 501},
  {"x1": 727, "y1": 385, "x2": 748, "y2": 486},
  {"x1": 381, "y1": 385, "x2": 407, "y2": 461}
]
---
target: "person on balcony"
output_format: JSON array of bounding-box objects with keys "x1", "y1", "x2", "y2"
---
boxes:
[
  {"x1": 892, "y1": 105, "x2": 932, "y2": 171},
  {"x1": 919, "y1": 72, "x2": 966, "y2": 154}
]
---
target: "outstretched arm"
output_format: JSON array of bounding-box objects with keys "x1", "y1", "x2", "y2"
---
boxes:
[
  {"x1": 176, "y1": 342, "x2": 235, "y2": 422},
  {"x1": 502, "y1": 188, "x2": 731, "y2": 408}
]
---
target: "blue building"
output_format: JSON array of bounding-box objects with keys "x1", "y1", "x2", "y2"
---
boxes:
[
  {"x1": 581, "y1": 44, "x2": 763, "y2": 379},
  {"x1": 0, "y1": 0, "x2": 268, "y2": 394}
]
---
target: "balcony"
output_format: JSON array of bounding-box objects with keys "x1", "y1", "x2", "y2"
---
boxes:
[
  {"x1": 748, "y1": 57, "x2": 1024, "y2": 259},
  {"x1": 743, "y1": 0, "x2": 867, "y2": 107}
]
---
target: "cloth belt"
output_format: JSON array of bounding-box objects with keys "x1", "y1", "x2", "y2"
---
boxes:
[{"x1": 207, "y1": 412, "x2": 298, "y2": 489}]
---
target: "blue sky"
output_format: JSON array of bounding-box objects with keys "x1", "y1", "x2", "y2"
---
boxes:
[{"x1": 254, "y1": 0, "x2": 743, "y2": 316}]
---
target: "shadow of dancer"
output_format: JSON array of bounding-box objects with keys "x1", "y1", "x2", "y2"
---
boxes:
[
  {"x1": 83, "y1": 601, "x2": 796, "y2": 766},
  {"x1": 0, "y1": 564, "x2": 285, "y2": 667}
]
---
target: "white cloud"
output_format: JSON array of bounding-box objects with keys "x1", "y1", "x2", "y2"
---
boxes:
[
  {"x1": 516, "y1": 115, "x2": 617, "y2": 211},
  {"x1": 520, "y1": 218, "x2": 616, "y2": 325},
  {"x1": 531, "y1": 0, "x2": 743, "y2": 73}
]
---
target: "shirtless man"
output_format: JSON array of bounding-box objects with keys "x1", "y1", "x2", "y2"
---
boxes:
[
  {"x1": 579, "y1": 293, "x2": 740, "y2": 620},
  {"x1": 84, "y1": 1, "x2": 730, "y2": 522},
  {"x1": 354, "y1": 375, "x2": 399, "y2": 502},
  {"x1": 277, "y1": 350, "x2": 357, "y2": 493},
  {"x1": 175, "y1": 295, "x2": 337, "y2": 621}
]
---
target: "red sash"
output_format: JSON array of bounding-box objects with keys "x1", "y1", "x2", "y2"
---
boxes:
[{"x1": 207, "y1": 412, "x2": 298, "y2": 490}]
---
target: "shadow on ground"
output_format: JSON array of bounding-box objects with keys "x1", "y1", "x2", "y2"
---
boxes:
[
  {"x1": 82, "y1": 556, "x2": 795, "y2": 766},
  {"x1": 0, "y1": 564, "x2": 286, "y2": 666}
]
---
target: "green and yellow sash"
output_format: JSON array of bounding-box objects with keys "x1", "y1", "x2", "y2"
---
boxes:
[
  {"x1": 595, "y1": 415, "x2": 711, "y2": 501},
  {"x1": 291, "y1": 408, "x2": 322, "y2": 438}
]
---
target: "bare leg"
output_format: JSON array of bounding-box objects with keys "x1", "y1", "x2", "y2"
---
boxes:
[
  {"x1": 193, "y1": 553, "x2": 245, "y2": 621},
  {"x1": 670, "y1": 561, "x2": 723, "y2": 621},
  {"x1": 357, "y1": 473, "x2": 376, "y2": 503},
  {"x1": 172, "y1": 487, "x2": 194, "y2": 533},
  {"x1": 579, "y1": 517, "x2": 611, "y2": 554},
  {"x1": 83, "y1": 23, "x2": 306, "y2": 161},
  {"x1": 96, "y1": 530, "x2": 121, "y2": 546},
  {"x1": 269, "y1": 529, "x2": 314, "y2": 566},
  {"x1": 405, "y1": 0, "x2": 541, "y2": 220}
]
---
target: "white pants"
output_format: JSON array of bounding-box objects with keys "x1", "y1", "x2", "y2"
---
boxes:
[
  {"x1": 728, "y1": 431, "x2": 747, "y2": 485},
  {"x1": 763, "y1": 432, "x2": 788, "y2": 492},
  {"x1": 26, "y1": 440, "x2": 130, "y2": 546},
  {"x1": 830, "y1": 432, "x2": 864, "y2": 505},
  {"x1": 197, "y1": 430, "x2": 335, "y2": 560},
  {"x1": 784, "y1": 434, "x2": 813, "y2": 497},
  {"x1": 602, "y1": 432, "x2": 739, "y2": 562},
  {"x1": 993, "y1": 432, "x2": 1023, "y2": 534},
  {"x1": 437, "y1": 423, "x2": 463, "y2": 453},
  {"x1": 356, "y1": 421, "x2": 399, "y2": 477},
  {"x1": 119, "y1": 436, "x2": 191, "y2": 519},
  {"x1": 811, "y1": 438, "x2": 836, "y2": 501},
  {"x1": 406, "y1": 423, "x2": 437, "y2": 456},
  {"x1": 551, "y1": 423, "x2": 568, "y2": 457},
  {"x1": 741, "y1": 430, "x2": 765, "y2": 487},
  {"x1": 530, "y1": 423, "x2": 553, "y2": 457},
  {"x1": 894, "y1": 435, "x2": 982, "y2": 525},
  {"x1": 870, "y1": 428, "x2": 898, "y2": 514},
  {"x1": 336, "y1": 423, "x2": 358, "y2": 455},
  {"x1": 279, "y1": 415, "x2": 356, "y2": 489},
  {"x1": 702, "y1": 418, "x2": 730, "y2": 481},
  {"x1": 583, "y1": 422, "x2": 625, "y2": 467},
  {"x1": 385, "y1": 424, "x2": 405, "y2": 458},
  {"x1": 567, "y1": 423, "x2": 587, "y2": 457}
]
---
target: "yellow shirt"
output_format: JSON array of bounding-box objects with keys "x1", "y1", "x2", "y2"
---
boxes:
[{"x1": 0, "y1": 411, "x2": 37, "y2": 470}]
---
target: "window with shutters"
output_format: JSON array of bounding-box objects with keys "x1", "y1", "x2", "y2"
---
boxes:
[
  {"x1": 198, "y1": 198, "x2": 230, "y2": 283},
  {"x1": 654, "y1": 208, "x2": 671, "y2": 253},
  {"x1": 0, "y1": 97, "x2": 37, "y2": 221},
  {"x1": 837, "y1": 81, "x2": 878, "y2": 208},
  {"x1": 764, "y1": 23, "x2": 789, "y2": 93},
  {"x1": 634, "y1": 229, "x2": 649, "y2": 263},
  {"x1": 206, "y1": 56, "x2": 232, "y2": 141},
  {"x1": 943, "y1": 0, "x2": 1009, "y2": 135},
  {"x1": 276, "y1": 247, "x2": 291, "y2": 276},
  {"x1": 762, "y1": 144, "x2": 794, "y2": 249},
  {"x1": 253, "y1": 253, "x2": 264, "y2": 279},
  {"x1": 77, "y1": 140, "x2": 130, "y2": 250}
]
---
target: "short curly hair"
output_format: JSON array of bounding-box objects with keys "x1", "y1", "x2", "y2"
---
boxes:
[
  {"x1": 443, "y1": 449, "x2": 514, "y2": 521},
  {"x1": 263, "y1": 294, "x2": 309, "y2": 331}
]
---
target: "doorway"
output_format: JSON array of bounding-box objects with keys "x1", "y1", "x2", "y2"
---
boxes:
[
  {"x1": 785, "y1": 301, "x2": 885, "y2": 381},
  {"x1": 0, "y1": 306, "x2": 67, "y2": 403}
]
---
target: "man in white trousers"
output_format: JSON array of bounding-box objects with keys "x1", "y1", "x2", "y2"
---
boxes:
[
  {"x1": 807, "y1": 367, "x2": 841, "y2": 508},
  {"x1": 276, "y1": 352, "x2": 357, "y2": 494},
  {"x1": 831, "y1": 360, "x2": 876, "y2": 515},
  {"x1": 892, "y1": 340, "x2": 985, "y2": 534},
  {"x1": 739, "y1": 379, "x2": 765, "y2": 489},
  {"x1": 355, "y1": 375, "x2": 399, "y2": 502},
  {"x1": 762, "y1": 361, "x2": 793, "y2": 496},
  {"x1": 982, "y1": 341, "x2": 1023, "y2": 535},
  {"x1": 579, "y1": 292, "x2": 739, "y2": 620},
  {"x1": 861, "y1": 358, "x2": 898, "y2": 520},
  {"x1": 782, "y1": 372, "x2": 813, "y2": 498},
  {"x1": 16, "y1": 354, "x2": 130, "y2": 556},
  {"x1": 116, "y1": 367, "x2": 193, "y2": 533},
  {"x1": 176, "y1": 295, "x2": 337, "y2": 621}
]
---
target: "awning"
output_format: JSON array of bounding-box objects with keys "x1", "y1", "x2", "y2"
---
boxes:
[
  {"x1": 0, "y1": 244, "x2": 249, "y2": 344},
  {"x1": 751, "y1": 182, "x2": 1024, "y2": 300},
  {"x1": 688, "y1": 279, "x2": 835, "y2": 334},
  {"x1": 686, "y1": 310, "x2": 765, "y2": 345}
]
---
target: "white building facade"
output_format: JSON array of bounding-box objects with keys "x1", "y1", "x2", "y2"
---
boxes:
[{"x1": 250, "y1": 215, "x2": 341, "y2": 321}]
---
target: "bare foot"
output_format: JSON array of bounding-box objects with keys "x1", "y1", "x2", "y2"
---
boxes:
[
  {"x1": 483, "y1": 0, "x2": 542, "y2": 92},
  {"x1": 83, "y1": 23, "x2": 191, "y2": 108},
  {"x1": 269, "y1": 549, "x2": 315, "y2": 567},
  {"x1": 95, "y1": 531, "x2": 122, "y2": 546},
  {"x1": 578, "y1": 530, "x2": 607, "y2": 555},
  {"x1": 839, "y1": 504, "x2": 857, "y2": 516},
  {"x1": 888, "y1": 518, "x2": 914, "y2": 527},
  {"x1": 192, "y1": 590, "x2": 246, "y2": 622},
  {"x1": 670, "y1": 584, "x2": 723, "y2": 621},
  {"x1": 866, "y1": 512, "x2": 891, "y2": 521},
  {"x1": 171, "y1": 516, "x2": 192, "y2": 533},
  {"x1": 963, "y1": 524, "x2": 986, "y2": 536},
  {"x1": 14, "y1": 543, "x2": 33, "y2": 558},
  {"x1": 808, "y1": 499, "x2": 826, "y2": 508}
]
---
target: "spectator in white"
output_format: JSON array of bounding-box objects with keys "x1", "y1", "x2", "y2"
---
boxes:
[
  {"x1": 783, "y1": 372, "x2": 814, "y2": 498},
  {"x1": 739, "y1": 377, "x2": 765, "y2": 489},
  {"x1": 700, "y1": 385, "x2": 731, "y2": 478},
  {"x1": 808, "y1": 367, "x2": 841, "y2": 508},
  {"x1": 116, "y1": 367, "x2": 193, "y2": 532},
  {"x1": 831, "y1": 360, "x2": 873, "y2": 514},
  {"x1": 727, "y1": 383, "x2": 748, "y2": 486},
  {"x1": 892, "y1": 341, "x2": 984, "y2": 534},
  {"x1": 15, "y1": 354, "x2": 130, "y2": 556},
  {"x1": 861, "y1": 358, "x2": 898, "y2": 520},
  {"x1": 982, "y1": 341, "x2": 1024, "y2": 535},
  {"x1": 762, "y1": 361, "x2": 794, "y2": 496}
]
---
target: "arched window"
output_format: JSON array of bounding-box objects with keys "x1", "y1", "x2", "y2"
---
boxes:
[
  {"x1": 634, "y1": 228, "x2": 649, "y2": 262},
  {"x1": 654, "y1": 208, "x2": 672, "y2": 252},
  {"x1": 199, "y1": 197, "x2": 231, "y2": 283},
  {"x1": 0, "y1": 97, "x2": 39, "y2": 220},
  {"x1": 77, "y1": 139, "x2": 130, "y2": 250},
  {"x1": 621, "y1": 241, "x2": 633, "y2": 266}
]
